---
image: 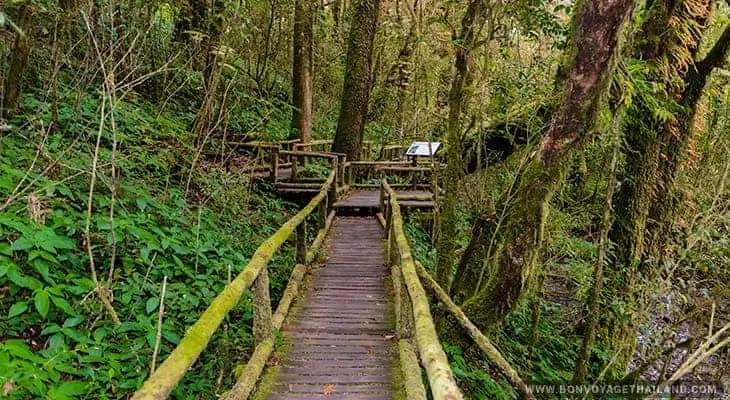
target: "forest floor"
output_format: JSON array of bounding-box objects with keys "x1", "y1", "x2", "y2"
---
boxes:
[{"x1": 0, "y1": 87, "x2": 302, "y2": 399}]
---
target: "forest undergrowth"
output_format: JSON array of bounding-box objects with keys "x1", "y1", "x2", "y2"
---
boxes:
[{"x1": 0, "y1": 81, "x2": 300, "y2": 399}]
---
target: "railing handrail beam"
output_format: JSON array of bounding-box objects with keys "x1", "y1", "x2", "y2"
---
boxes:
[
  {"x1": 132, "y1": 169, "x2": 336, "y2": 400},
  {"x1": 383, "y1": 179, "x2": 463, "y2": 400}
]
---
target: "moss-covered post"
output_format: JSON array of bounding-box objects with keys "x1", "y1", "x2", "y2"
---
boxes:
[
  {"x1": 225, "y1": 338, "x2": 275, "y2": 400},
  {"x1": 269, "y1": 147, "x2": 280, "y2": 180},
  {"x1": 291, "y1": 154, "x2": 299, "y2": 182},
  {"x1": 296, "y1": 220, "x2": 307, "y2": 264},
  {"x1": 398, "y1": 340, "x2": 428, "y2": 400},
  {"x1": 390, "y1": 195, "x2": 464, "y2": 399},
  {"x1": 253, "y1": 267, "x2": 273, "y2": 344},
  {"x1": 329, "y1": 158, "x2": 339, "y2": 203},
  {"x1": 398, "y1": 265, "x2": 415, "y2": 339},
  {"x1": 337, "y1": 155, "x2": 347, "y2": 186},
  {"x1": 318, "y1": 194, "x2": 328, "y2": 229},
  {"x1": 385, "y1": 199, "x2": 393, "y2": 238}
]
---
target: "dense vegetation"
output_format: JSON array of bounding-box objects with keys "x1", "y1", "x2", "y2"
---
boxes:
[{"x1": 1, "y1": 0, "x2": 728, "y2": 399}]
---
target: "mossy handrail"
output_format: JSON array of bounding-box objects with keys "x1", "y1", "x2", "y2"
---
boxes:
[
  {"x1": 381, "y1": 179, "x2": 464, "y2": 400},
  {"x1": 131, "y1": 169, "x2": 337, "y2": 400},
  {"x1": 382, "y1": 178, "x2": 533, "y2": 400}
]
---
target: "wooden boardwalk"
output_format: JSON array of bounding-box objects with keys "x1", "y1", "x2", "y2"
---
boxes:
[
  {"x1": 334, "y1": 190, "x2": 434, "y2": 214},
  {"x1": 266, "y1": 217, "x2": 396, "y2": 400}
]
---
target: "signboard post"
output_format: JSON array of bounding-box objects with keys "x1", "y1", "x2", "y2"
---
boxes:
[{"x1": 405, "y1": 142, "x2": 441, "y2": 165}]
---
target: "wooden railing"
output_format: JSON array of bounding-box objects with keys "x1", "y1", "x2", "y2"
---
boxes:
[
  {"x1": 379, "y1": 144, "x2": 409, "y2": 161},
  {"x1": 380, "y1": 178, "x2": 534, "y2": 400},
  {"x1": 131, "y1": 169, "x2": 338, "y2": 400},
  {"x1": 292, "y1": 139, "x2": 374, "y2": 159},
  {"x1": 380, "y1": 179, "x2": 464, "y2": 400}
]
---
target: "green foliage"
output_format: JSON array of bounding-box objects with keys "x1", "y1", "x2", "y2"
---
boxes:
[
  {"x1": 0, "y1": 84, "x2": 296, "y2": 399},
  {"x1": 298, "y1": 160, "x2": 332, "y2": 180},
  {"x1": 443, "y1": 343, "x2": 515, "y2": 400}
]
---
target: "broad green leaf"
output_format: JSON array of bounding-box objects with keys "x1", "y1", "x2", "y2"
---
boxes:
[
  {"x1": 7, "y1": 265, "x2": 42, "y2": 290},
  {"x1": 11, "y1": 236, "x2": 34, "y2": 251},
  {"x1": 0, "y1": 242, "x2": 11, "y2": 256},
  {"x1": 3, "y1": 339, "x2": 43, "y2": 362},
  {"x1": 146, "y1": 297, "x2": 159, "y2": 313},
  {"x1": 35, "y1": 290, "x2": 50, "y2": 317},
  {"x1": 63, "y1": 316, "x2": 84, "y2": 328},
  {"x1": 51, "y1": 295, "x2": 75, "y2": 315},
  {"x1": 8, "y1": 301, "x2": 28, "y2": 318},
  {"x1": 36, "y1": 230, "x2": 75, "y2": 254},
  {"x1": 162, "y1": 329, "x2": 181, "y2": 345},
  {"x1": 48, "y1": 380, "x2": 87, "y2": 400}
]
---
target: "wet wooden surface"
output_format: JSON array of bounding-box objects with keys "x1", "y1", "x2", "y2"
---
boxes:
[
  {"x1": 334, "y1": 190, "x2": 434, "y2": 212},
  {"x1": 251, "y1": 167, "x2": 292, "y2": 181},
  {"x1": 267, "y1": 217, "x2": 396, "y2": 400}
]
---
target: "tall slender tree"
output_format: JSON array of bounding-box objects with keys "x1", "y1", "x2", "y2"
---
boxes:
[
  {"x1": 291, "y1": 0, "x2": 314, "y2": 142},
  {"x1": 2, "y1": 4, "x2": 32, "y2": 115},
  {"x1": 434, "y1": 0, "x2": 486, "y2": 292},
  {"x1": 331, "y1": 0, "x2": 382, "y2": 160}
]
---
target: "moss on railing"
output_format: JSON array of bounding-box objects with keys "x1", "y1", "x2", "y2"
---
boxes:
[
  {"x1": 384, "y1": 182, "x2": 464, "y2": 400},
  {"x1": 131, "y1": 170, "x2": 335, "y2": 400}
]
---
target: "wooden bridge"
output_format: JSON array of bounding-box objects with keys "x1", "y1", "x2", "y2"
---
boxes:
[{"x1": 131, "y1": 141, "x2": 533, "y2": 400}]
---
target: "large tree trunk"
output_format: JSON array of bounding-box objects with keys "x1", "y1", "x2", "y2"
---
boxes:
[
  {"x1": 605, "y1": 0, "x2": 720, "y2": 375},
  {"x1": 331, "y1": 0, "x2": 382, "y2": 161},
  {"x1": 459, "y1": 0, "x2": 636, "y2": 329},
  {"x1": 2, "y1": 5, "x2": 32, "y2": 115},
  {"x1": 291, "y1": 0, "x2": 314, "y2": 143},
  {"x1": 645, "y1": 24, "x2": 730, "y2": 255},
  {"x1": 433, "y1": 0, "x2": 485, "y2": 291}
]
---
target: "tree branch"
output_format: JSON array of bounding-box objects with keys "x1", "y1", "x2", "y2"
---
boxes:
[{"x1": 683, "y1": 24, "x2": 730, "y2": 107}]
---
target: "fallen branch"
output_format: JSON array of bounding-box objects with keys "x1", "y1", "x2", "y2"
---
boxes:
[
  {"x1": 659, "y1": 322, "x2": 730, "y2": 388},
  {"x1": 150, "y1": 276, "x2": 168, "y2": 374}
]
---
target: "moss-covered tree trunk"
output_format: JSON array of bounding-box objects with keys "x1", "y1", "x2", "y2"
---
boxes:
[
  {"x1": 459, "y1": 0, "x2": 636, "y2": 329},
  {"x1": 605, "y1": 0, "x2": 721, "y2": 374},
  {"x1": 2, "y1": 4, "x2": 32, "y2": 115},
  {"x1": 433, "y1": 0, "x2": 485, "y2": 292},
  {"x1": 646, "y1": 25, "x2": 730, "y2": 255},
  {"x1": 449, "y1": 215, "x2": 495, "y2": 304},
  {"x1": 331, "y1": 0, "x2": 382, "y2": 161},
  {"x1": 291, "y1": 0, "x2": 314, "y2": 143},
  {"x1": 387, "y1": 0, "x2": 420, "y2": 139},
  {"x1": 192, "y1": 0, "x2": 224, "y2": 140}
]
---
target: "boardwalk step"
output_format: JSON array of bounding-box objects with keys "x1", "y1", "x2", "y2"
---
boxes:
[{"x1": 266, "y1": 217, "x2": 396, "y2": 400}]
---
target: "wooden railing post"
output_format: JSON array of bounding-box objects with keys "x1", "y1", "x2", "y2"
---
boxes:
[
  {"x1": 338, "y1": 155, "x2": 346, "y2": 186},
  {"x1": 318, "y1": 193, "x2": 328, "y2": 229},
  {"x1": 347, "y1": 163, "x2": 355, "y2": 185},
  {"x1": 379, "y1": 184, "x2": 385, "y2": 216},
  {"x1": 296, "y1": 220, "x2": 307, "y2": 264},
  {"x1": 329, "y1": 157, "x2": 339, "y2": 204},
  {"x1": 291, "y1": 154, "x2": 298, "y2": 182},
  {"x1": 253, "y1": 268, "x2": 272, "y2": 343},
  {"x1": 269, "y1": 147, "x2": 279, "y2": 180}
]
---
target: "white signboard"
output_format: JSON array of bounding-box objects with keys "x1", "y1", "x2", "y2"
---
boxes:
[{"x1": 405, "y1": 141, "x2": 441, "y2": 157}]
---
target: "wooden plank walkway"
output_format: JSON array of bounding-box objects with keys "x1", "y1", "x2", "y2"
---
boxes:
[
  {"x1": 334, "y1": 190, "x2": 434, "y2": 214},
  {"x1": 266, "y1": 217, "x2": 396, "y2": 400}
]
